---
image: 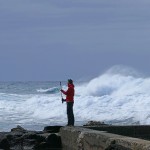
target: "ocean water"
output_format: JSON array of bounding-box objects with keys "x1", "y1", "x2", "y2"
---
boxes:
[{"x1": 1, "y1": 66, "x2": 150, "y2": 131}]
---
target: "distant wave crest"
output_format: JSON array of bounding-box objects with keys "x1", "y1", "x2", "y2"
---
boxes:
[{"x1": 37, "y1": 87, "x2": 60, "y2": 94}]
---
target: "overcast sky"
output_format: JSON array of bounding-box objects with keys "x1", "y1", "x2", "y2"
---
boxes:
[{"x1": 0, "y1": 0, "x2": 150, "y2": 81}]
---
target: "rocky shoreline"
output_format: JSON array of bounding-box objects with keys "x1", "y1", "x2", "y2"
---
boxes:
[
  {"x1": 1, "y1": 121, "x2": 150, "y2": 150},
  {"x1": 0, "y1": 121, "x2": 107, "y2": 150}
]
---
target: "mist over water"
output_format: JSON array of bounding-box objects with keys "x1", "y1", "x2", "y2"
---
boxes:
[{"x1": 0, "y1": 66, "x2": 150, "y2": 131}]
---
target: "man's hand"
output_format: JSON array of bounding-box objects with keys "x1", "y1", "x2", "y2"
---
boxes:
[{"x1": 62, "y1": 98, "x2": 66, "y2": 103}]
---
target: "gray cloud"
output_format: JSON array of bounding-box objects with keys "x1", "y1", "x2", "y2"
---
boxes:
[{"x1": 0, "y1": 0, "x2": 150, "y2": 81}]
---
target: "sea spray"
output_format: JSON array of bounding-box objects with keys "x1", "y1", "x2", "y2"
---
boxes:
[{"x1": 75, "y1": 66, "x2": 150, "y2": 125}]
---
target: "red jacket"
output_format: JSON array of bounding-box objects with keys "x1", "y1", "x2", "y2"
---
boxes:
[{"x1": 61, "y1": 83, "x2": 75, "y2": 102}]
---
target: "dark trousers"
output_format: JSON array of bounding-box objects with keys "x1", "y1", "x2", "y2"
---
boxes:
[{"x1": 67, "y1": 102, "x2": 74, "y2": 126}]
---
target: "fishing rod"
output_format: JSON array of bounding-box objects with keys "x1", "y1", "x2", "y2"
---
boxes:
[
  {"x1": 60, "y1": 81, "x2": 63, "y2": 99},
  {"x1": 60, "y1": 81, "x2": 66, "y2": 103}
]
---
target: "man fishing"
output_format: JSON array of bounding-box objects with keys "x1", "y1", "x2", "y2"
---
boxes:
[{"x1": 60, "y1": 79, "x2": 75, "y2": 126}]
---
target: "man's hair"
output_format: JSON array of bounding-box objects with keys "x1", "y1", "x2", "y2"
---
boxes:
[{"x1": 68, "y1": 79, "x2": 73, "y2": 84}]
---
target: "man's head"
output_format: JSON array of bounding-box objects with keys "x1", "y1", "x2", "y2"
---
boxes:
[{"x1": 68, "y1": 79, "x2": 73, "y2": 84}]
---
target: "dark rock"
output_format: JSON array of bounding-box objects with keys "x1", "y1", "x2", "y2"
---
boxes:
[
  {"x1": 11, "y1": 125, "x2": 26, "y2": 133},
  {"x1": 105, "y1": 144, "x2": 132, "y2": 150},
  {"x1": 22, "y1": 132, "x2": 45, "y2": 142},
  {"x1": 83, "y1": 121, "x2": 108, "y2": 126},
  {"x1": 34, "y1": 142, "x2": 49, "y2": 150},
  {"x1": 46, "y1": 133, "x2": 62, "y2": 148},
  {"x1": 105, "y1": 140, "x2": 132, "y2": 150},
  {"x1": 34, "y1": 133, "x2": 62, "y2": 149},
  {"x1": 0, "y1": 126, "x2": 62, "y2": 150},
  {"x1": 44, "y1": 126, "x2": 62, "y2": 133},
  {"x1": 0, "y1": 138, "x2": 10, "y2": 150}
]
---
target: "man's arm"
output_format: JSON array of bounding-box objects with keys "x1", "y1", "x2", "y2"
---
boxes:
[{"x1": 61, "y1": 88, "x2": 70, "y2": 95}]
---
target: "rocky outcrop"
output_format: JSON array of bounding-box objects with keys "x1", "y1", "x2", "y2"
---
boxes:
[
  {"x1": 0, "y1": 125, "x2": 62, "y2": 150},
  {"x1": 60, "y1": 127, "x2": 150, "y2": 150}
]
